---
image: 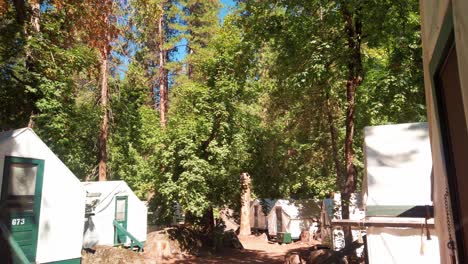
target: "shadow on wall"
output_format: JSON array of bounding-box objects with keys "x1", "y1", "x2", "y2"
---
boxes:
[
  {"x1": 407, "y1": 123, "x2": 430, "y2": 140},
  {"x1": 295, "y1": 200, "x2": 321, "y2": 232},
  {"x1": 365, "y1": 145, "x2": 419, "y2": 187},
  {"x1": 219, "y1": 206, "x2": 240, "y2": 232},
  {"x1": 0, "y1": 216, "x2": 14, "y2": 263},
  {"x1": 366, "y1": 147, "x2": 418, "y2": 169},
  {"x1": 83, "y1": 216, "x2": 99, "y2": 249},
  {"x1": 364, "y1": 123, "x2": 428, "y2": 138}
]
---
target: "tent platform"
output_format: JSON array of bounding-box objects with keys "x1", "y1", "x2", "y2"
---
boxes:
[{"x1": 332, "y1": 217, "x2": 434, "y2": 228}]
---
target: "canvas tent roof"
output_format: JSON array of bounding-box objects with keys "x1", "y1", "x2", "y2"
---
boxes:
[
  {"x1": 0, "y1": 127, "x2": 85, "y2": 194},
  {"x1": 0, "y1": 127, "x2": 27, "y2": 142},
  {"x1": 83, "y1": 180, "x2": 127, "y2": 195},
  {"x1": 82, "y1": 181, "x2": 132, "y2": 214},
  {"x1": 253, "y1": 199, "x2": 321, "y2": 219}
]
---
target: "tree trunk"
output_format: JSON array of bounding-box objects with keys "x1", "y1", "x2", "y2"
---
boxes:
[
  {"x1": 239, "y1": 172, "x2": 251, "y2": 236},
  {"x1": 29, "y1": 0, "x2": 40, "y2": 32},
  {"x1": 187, "y1": 48, "x2": 194, "y2": 79},
  {"x1": 98, "y1": 50, "x2": 109, "y2": 181},
  {"x1": 22, "y1": 0, "x2": 40, "y2": 127},
  {"x1": 12, "y1": 0, "x2": 25, "y2": 25},
  {"x1": 158, "y1": 2, "x2": 168, "y2": 127},
  {"x1": 201, "y1": 206, "x2": 215, "y2": 234},
  {"x1": 340, "y1": 3, "x2": 363, "y2": 247},
  {"x1": 27, "y1": 111, "x2": 35, "y2": 128},
  {"x1": 186, "y1": 3, "x2": 194, "y2": 80},
  {"x1": 184, "y1": 210, "x2": 195, "y2": 225},
  {"x1": 325, "y1": 92, "x2": 343, "y2": 191}
]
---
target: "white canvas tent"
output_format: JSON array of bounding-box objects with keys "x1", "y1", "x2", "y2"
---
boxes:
[
  {"x1": 321, "y1": 193, "x2": 365, "y2": 251},
  {"x1": 82, "y1": 181, "x2": 147, "y2": 248},
  {"x1": 250, "y1": 199, "x2": 321, "y2": 239},
  {"x1": 0, "y1": 128, "x2": 85, "y2": 264},
  {"x1": 363, "y1": 122, "x2": 440, "y2": 263},
  {"x1": 322, "y1": 193, "x2": 364, "y2": 223}
]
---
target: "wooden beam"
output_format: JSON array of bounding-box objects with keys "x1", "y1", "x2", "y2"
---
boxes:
[
  {"x1": 366, "y1": 205, "x2": 434, "y2": 218},
  {"x1": 331, "y1": 217, "x2": 435, "y2": 228}
]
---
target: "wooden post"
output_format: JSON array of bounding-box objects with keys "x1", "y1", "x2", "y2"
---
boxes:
[
  {"x1": 98, "y1": 49, "x2": 109, "y2": 182},
  {"x1": 239, "y1": 172, "x2": 251, "y2": 236}
]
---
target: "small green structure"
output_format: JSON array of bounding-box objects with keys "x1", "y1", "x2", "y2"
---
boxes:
[{"x1": 277, "y1": 232, "x2": 292, "y2": 244}]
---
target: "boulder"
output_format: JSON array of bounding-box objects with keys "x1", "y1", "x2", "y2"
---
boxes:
[
  {"x1": 300, "y1": 230, "x2": 311, "y2": 242},
  {"x1": 223, "y1": 231, "x2": 244, "y2": 249},
  {"x1": 284, "y1": 252, "x2": 302, "y2": 264},
  {"x1": 307, "y1": 249, "x2": 333, "y2": 264}
]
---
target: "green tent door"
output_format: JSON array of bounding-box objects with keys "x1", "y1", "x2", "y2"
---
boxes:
[
  {"x1": 1, "y1": 156, "x2": 44, "y2": 263},
  {"x1": 114, "y1": 196, "x2": 128, "y2": 244}
]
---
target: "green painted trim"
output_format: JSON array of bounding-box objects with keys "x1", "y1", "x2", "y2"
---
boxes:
[
  {"x1": 426, "y1": 4, "x2": 466, "y2": 262},
  {"x1": 2, "y1": 156, "x2": 45, "y2": 263},
  {"x1": 429, "y1": 6, "x2": 454, "y2": 77},
  {"x1": 112, "y1": 220, "x2": 144, "y2": 252},
  {"x1": 114, "y1": 196, "x2": 128, "y2": 245},
  {"x1": 366, "y1": 205, "x2": 433, "y2": 218},
  {"x1": 43, "y1": 257, "x2": 81, "y2": 264},
  {"x1": 428, "y1": 6, "x2": 453, "y2": 131}
]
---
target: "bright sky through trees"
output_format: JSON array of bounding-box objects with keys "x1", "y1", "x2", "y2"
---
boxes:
[{"x1": 172, "y1": 0, "x2": 236, "y2": 62}]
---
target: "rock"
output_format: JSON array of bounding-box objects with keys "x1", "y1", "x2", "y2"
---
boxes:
[
  {"x1": 156, "y1": 240, "x2": 172, "y2": 258},
  {"x1": 223, "y1": 231, "x2": 244, "y2": 250},
  {"x1": 259, "y1": 232, "x2": 269, "y2": 242},
  {"x1": 307, "y1": 249, "x2": 333, "y2": 264},
  {"x1": 82, "y1": 246, "x2": 149, "y2": 264},
  {"x1": 300, "y1": 231, "x2": 311, "y2": 242},
  {"x1": 284, "y1": 252, "x2": 302, "y2": 264},
  {"x1": 144, "y1": 229, "x2": 184, "y2": 260}
]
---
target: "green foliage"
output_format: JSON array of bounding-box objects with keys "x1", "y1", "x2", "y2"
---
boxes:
[
  {"x1": 108, "y1": 62, "x2": 163, "y2": 196},
  {"x1": 237, "y1": 0, "x2": 426, "y2": 197},
  {"x1": 0, "y1": 3, "x2": 101, "y2": 179},
  {"x1": 0, "y1": 0, "x2": 427, "y2": 227},
  {"x1": 151, "y1": 12, "x2": 261, "y2": 221}
]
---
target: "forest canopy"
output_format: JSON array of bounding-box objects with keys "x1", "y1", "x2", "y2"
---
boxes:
[{"x1": 0, "y1": 0, "x2": 425, "y2": 225}]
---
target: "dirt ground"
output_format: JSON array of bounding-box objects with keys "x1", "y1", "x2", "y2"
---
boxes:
[
  {"x1": 162, "y1": 235, "x2": 319, "y2": 264},
  {"x1": 82, "y1": 235, "x2": 319, "y2": 264}
]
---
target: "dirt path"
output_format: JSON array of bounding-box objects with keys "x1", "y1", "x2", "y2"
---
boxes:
[
  {"x1": 164, "y1": 236, "x2": 319, "y2": 264},
  {"x1": 82, "y1": 235, "x2": 319, "y2": 264}
]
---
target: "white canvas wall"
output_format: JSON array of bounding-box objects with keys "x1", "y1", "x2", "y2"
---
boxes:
[
  {"x1": 322, "y1": 194, "x2": 365, "y2": 250},
  {"x1": 363, "y1": 123, "x2": 432, "y2": 206},
  {"x1": 126, "y1": 188, "x2": 147, "y2": 243},
  {"x1": 363, "y1": 123, "x2": 440, "y2": 262},
  {"x1": 289, "y1": 219, "x2": 317, "y2": 239},
  {"x1": 0, "y1": 128, "x2": 86, "y2": 263},
  {"x1": 252, "y1": 199, "x2": 320, "y2": 239},
  {"x1": 83, "y1": 181, "x2": 147, "y2": 246},
  {"x1": 250, "y1": 199, "x2": 268, "y2": 230},
  {"x1": 266, "y1": 207, "x2": 289, "y2": 236},
  {"x1": 89, "y1": 195, "x2": 118, "y2": 246},
  {"x1": 367, "y1": 227, "x2": 439, "y2": 264},
  {"x1": 220, "y1": 208, "x2": 239, "y2": 231}
]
